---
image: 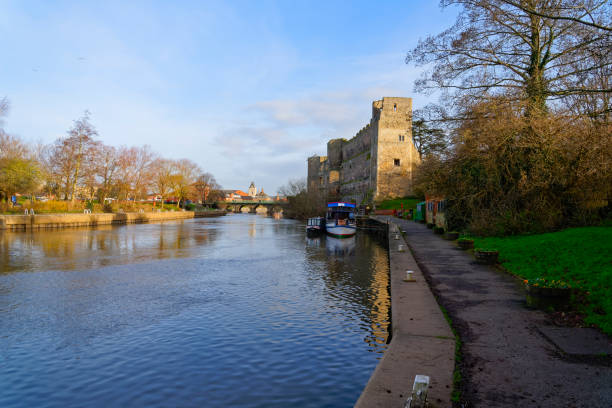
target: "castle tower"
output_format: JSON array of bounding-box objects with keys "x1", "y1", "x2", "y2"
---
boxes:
[
  {"x1": 306, "y1": 97, "x2": 419, "y2": 204},
  {"x1": 370, "y1": 97, "x2": 419, "y2": 200}
]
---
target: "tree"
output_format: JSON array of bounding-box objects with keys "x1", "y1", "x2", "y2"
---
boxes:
[
  {"x1": 130, "y1": 145, "x2": 155, "y2": 201},
  {"x1": 0, "y1": 97, "x2": 9, "y2": 128},
  {"x1": 279, "y1": 178, "x2": 326, "y2": 219},
  {"x1": 0, "y1": 158, "x2": 41, "y2": 202},
  {"x1": 64, "y1": 112, "x2": 99, "y2": 202},
  {"x1": 411, "y1": 112, "x2": 449, "y2": 158},
  {"x1": 95, "y1": 144, "x2": 120, "y2": 203},
  {"x1": 194, "y1": 172, "x2": 220, "y2": 204},
  {"x1": 0, "y1": 103, "x2": 43, "y2": 202},
  {"x1": 172, "y1": 159, "x2": 201, "y2": 208},
  {"x1": 406, "y1": 0, "x2": 612, "y2": 116},
  {"x1": 151, "y1": 159, "x2": 176, "y2": 209},
  {"x1": 499, "y1": 0, "x2": 611, "y2": 32}
]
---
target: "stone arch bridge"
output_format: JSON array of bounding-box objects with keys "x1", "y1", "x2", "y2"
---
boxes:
[{"x1": 216, "y1": 200, "x2": 286, "y2": 215}]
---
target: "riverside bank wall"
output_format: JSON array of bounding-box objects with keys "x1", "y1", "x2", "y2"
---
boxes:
[
  {"x1": 0, "y1": 210, "x2": 226, "y2": 230},
  {"x1": 356, "y1": 216, "x2": 454, "y2": 408}
]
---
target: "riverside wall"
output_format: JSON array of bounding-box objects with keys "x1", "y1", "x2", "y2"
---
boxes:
[
  {"x1": 356, "y1": 216, "x2": 455, "y2": 408},
  {"x1": 0, "y1": 210, "x2": 226, "y2": 231}
]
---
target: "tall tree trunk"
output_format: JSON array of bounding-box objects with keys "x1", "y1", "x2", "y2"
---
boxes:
[{"x1": 70, "y1": 139, "x2": 83, "y2": 204}]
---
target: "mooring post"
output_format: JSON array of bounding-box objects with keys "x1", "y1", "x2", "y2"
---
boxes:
[{"x1": 404, "y1": 375, "x2": 430, "y2": 408}]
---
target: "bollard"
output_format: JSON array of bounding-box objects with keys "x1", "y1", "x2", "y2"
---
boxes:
[
  {"x1": 394, "y1": 234, "x2": 400, "y2": 240},
  {"x1": 404, "y1": 270, "x2": 416, "y2": 282},
  {"x1": 404, "y1": 375, "x2": 430, "y2": 408},
  {"x1": 398, "y1": 244, "x2": 405, "y2": 252}
]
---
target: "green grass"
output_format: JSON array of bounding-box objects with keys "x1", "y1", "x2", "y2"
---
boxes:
[
  {"x1": 473, "y1": 226, "x2": 612, "y2": 334},
  {"x1": 376, "y1": 197, "x2": 421, "y2": 210}
]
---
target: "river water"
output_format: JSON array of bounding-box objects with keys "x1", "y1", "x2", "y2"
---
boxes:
[{"x1": 0, "y1": 214, "x2": 390, "y2": 407}]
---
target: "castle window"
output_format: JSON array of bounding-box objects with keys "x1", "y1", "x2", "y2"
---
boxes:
[
  {"x1": 394, "y1": 158, "x2": 401, "y2": 166},
  {"x1": 393, "y1": 104, "x2": 397, "y2": 112},
  {"x1": 319, "y1": 176, "x2": 323, "y2": 185},
  {"x1": 399, "y1": 135, "x2": 404, "y2": 142}
]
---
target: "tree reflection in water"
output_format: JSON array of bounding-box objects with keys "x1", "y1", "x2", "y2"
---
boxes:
[{"x1": 0, "y1": 219, "x2": 218, "y2": 274}]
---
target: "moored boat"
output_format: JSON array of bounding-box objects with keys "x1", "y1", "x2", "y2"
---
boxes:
[
  {"x1": 326, "y1": 202, "x2": 357, "y2": 238},
  {"x1": 306, "y1": 216, "x2": 325, "y2": 237}
]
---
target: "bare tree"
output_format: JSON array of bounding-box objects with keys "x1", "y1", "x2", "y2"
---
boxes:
[
  {"x1": 64, "y1": 111, "x2": 99, "y2": 202},
  {"x1": 406, "y1": 0, "x2": 612, "y2": 116},
  {"x1": 0, "y1": 97, "x2": 9, "y2": 128},
  {"x1": 194, "y1": 172, "x2": 220, "y2": 204},
  {"x1": 499, "y1": 0, "x2": 611, "y2": 31},
  {"x1": 130, "y1": 145, "x2": 155, "y2": 201},
  {"x1": 150, "y1": 158, "x2": 176, "y2": 209},
  {"x1": 95, "y1": 144, "x2": 120, "y2": 202},
  {"x1": 172, "y1": 159, "x2": 201, "y2": 208},
  {"x1": 279, "y1": 178, "x2": 326, "y2": 219}
]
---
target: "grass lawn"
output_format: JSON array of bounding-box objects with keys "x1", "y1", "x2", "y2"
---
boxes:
[
  {"x1": 377, "y1": 197, "x2": 421, "y2": 211},
  {"x1": 473, "y1": 227, "x2": 612, "y2": 335}
]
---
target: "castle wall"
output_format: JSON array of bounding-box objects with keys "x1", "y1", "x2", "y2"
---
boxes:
[
  {"x1": 307, "y1": 97, "x2": 419, "y2": 204},
  {"x1": 307, "y1": 155, "x2": 327, "y2": 192},
  {"x1": 373, "y1": 97, "x2": 418, "y2": 200}
]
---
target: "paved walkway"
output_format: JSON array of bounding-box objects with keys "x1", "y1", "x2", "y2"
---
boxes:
[
  {"x1": 356, "y1": 219, "x2": 454, "y2": 408},
  {"x1": 391, "y1": 218, "x2": 612, "y2": 408}
]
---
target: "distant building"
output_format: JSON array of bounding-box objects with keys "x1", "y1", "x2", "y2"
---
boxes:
[
  {"x1": 221, "y1": 189, "x2": 249, "y2": 201},
  {"x1": 247, "y1": 182, "x2": 257, "y2": 197},
  {"x1": 223, "y1": 183, "x2": 273, "y2": 202},
  {"x1": 307, "y1": 97, "x2": 420, "y2": 204}
]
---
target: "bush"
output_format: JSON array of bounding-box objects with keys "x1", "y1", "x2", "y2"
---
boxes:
[
  {"x1": 414, "y1": 100, "x2": 611, "y2": 236},
  {"x1": 102, "y1": 201, "x2": 116, "y2": 213}
]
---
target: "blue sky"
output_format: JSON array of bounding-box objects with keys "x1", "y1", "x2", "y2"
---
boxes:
[{"x1": 1, "y1": 0, "x2": 458, "y2": 193}]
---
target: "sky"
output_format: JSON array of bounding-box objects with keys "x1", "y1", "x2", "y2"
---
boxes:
[{"x1": 0, "y1": 0, "x2": 459, "y2": 194}]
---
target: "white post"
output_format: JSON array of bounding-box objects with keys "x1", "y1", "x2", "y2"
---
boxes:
[
  {"x1": 404, "y1": 375, "x2": 430, "y2": 408},
  {"x1": 404, "y1": 270, "x2": 416, "y2": 282}
]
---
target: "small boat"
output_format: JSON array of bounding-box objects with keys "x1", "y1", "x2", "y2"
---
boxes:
[
  {"x1": 326, "y1": 202, "x2": 357, "y2": 238},
  {"x1": 306, "y1": 216, "x2": 325, "y2": 237}
]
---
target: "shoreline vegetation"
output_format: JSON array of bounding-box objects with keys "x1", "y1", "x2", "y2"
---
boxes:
[{"x1": 1, "y1": 109, "x2": 223, "y2": 212}]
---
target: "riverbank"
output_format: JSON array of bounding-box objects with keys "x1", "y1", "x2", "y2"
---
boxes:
[
  {"x1": 392, "y1": 217, "x2": 612, "y2": 407},
  {"x1": 356, "y1": 217, "x2": 455, "y2": 407},
  {"x1": 472, "y1": 227, "x2": 612, "y2": 335},
  {"x1": 0, "y1": 210, "x2": 226, "y2": 230}
]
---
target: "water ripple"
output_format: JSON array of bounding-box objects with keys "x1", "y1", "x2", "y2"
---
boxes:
[{"x1": 0, "y1": 215, "x2": 389, "y2": 407}]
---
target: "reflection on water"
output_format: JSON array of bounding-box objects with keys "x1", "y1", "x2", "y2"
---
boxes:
[
  {"x1": 0, "y1": 220, "x2": 218, "y2": 273},
  {"x1": 325, "y1": 236, "x2": 356, "y2": 257},
  {"x1": 306, "y1": 234, "x2": 390, "y2": 352},
  {"x1": 0, "y1": 214, "x2": 389, "y2": 407}
]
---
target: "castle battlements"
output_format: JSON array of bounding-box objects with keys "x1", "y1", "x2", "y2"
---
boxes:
[{"x1": 307, "y1": 97, "x2": 420, "y2": 204}]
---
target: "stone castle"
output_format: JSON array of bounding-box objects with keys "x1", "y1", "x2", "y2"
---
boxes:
[{"x1": 307, "y1": 97, "x2": 420, "y2": 204}]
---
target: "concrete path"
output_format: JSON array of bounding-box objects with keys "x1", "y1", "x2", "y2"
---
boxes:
[
  {"x1": 391, "y1": 218, "x2": 612, "y2": 408},
  {"x1": 356, "y1": 219, "x2": 454, "y2": 408}
]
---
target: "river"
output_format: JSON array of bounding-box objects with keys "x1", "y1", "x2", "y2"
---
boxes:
[{"x1": 0, "y1": 214, "x2": 390, "y2": 407}]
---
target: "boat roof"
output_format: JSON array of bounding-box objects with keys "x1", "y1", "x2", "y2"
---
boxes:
[{"x1": 327, "y1": 202, "x2": 356, "y2": 208}]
